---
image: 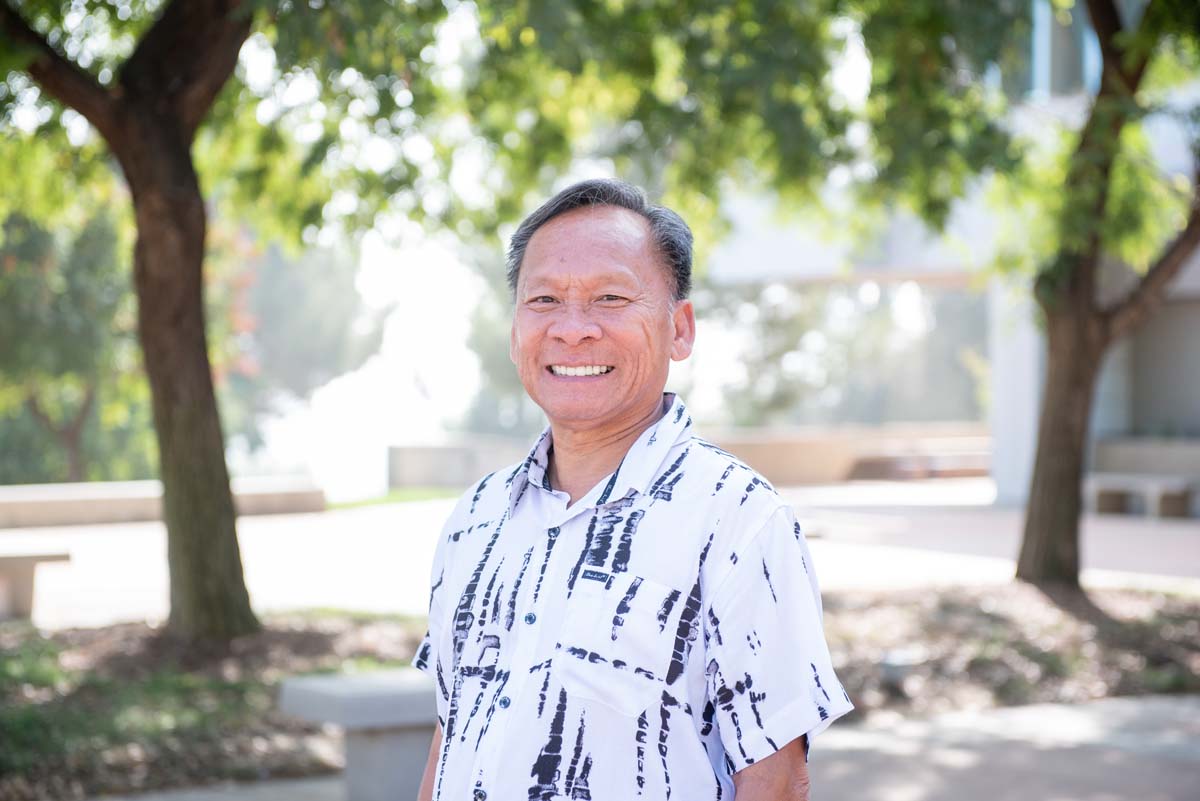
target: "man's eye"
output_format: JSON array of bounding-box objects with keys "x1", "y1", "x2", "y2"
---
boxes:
[
  {"x1": 599, "y1": 294, "x2": 626, "y2": 302},
  {"x1": 530, "y1": 296, "x2": 556, "y2": 304}
]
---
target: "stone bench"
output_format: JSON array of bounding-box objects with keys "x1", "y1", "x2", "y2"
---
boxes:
[
  {"x1": 0, "y1": 475, "x2": 325, "y2": 529},
  {"x1": 1084, "y1": 472, "x2": 1197, "y2": 518},
  {"x1": 0, "y1": 552, "x2": 70, "y2": 620},
  {"x1": 279, "y1": 668, "x2": 437, "y2": 801}
]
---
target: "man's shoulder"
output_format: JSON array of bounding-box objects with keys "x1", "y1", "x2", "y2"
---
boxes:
[
  {"x1": 668, "y1": 435, "x2": 797, "y2": 591},
  {"x1": 665, "y1": 434, "x2": 790, "y2": 521},
  {"x1": 446, "y1": 458, "x2": 527, "y2": 521},
  {"x1": 681, "y1": 434, "x2": 777, "y2": 490}
]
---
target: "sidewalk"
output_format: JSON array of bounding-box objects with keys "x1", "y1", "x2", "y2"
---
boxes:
[
  {"x1": 4, "y1": 478, "x2": 1199, "y2": 631},
  {"x1": 90, "y1": 694, "x2": 1200, "y2": 801}
]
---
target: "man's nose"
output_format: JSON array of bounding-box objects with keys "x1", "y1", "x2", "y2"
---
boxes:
[{"x1": 546, "y1": 304, "x2": 602, "y2": 345}]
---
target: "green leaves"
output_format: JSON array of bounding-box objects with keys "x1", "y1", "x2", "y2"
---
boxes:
[
  {"x1": 0, "y1": 210, "x2": 125, "y2": 383},
  {"x1": 457, "y1": 0, "x2": 1038, "y2": 244},
  {"x1": 858, "y1": 0, "x2": 1027, "y2": 227}
]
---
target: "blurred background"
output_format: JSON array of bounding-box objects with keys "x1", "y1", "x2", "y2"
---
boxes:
[{"x1": 1, "y1": 1, "x2": 1197, "y2": 800}]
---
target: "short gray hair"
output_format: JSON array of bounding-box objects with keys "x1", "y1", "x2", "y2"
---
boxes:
[{"x1": 506, "y1": 178, "x2": 693, "y2": 301}]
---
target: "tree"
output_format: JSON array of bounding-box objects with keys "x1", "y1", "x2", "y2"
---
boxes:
[
  {"x1": 0, "y1": 202, "x2": 384, "y2": 484},
  {"x1": 466, "y1": 0, "x2": 1199, "y2": 590},
  {"x1": 0, "y1": 0, "x2": 456, "y2": 640},
  {"x1": 1010, "y1": 1, "x2": 1199, "y2": 586},
  {"x1": 0, "y1": 209, "x2": 152, "y2": 482}
]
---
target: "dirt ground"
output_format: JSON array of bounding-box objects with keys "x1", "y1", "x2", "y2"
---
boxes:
[{"x1": 1, "y1": 582, "x2": 1197, "y2": 801}]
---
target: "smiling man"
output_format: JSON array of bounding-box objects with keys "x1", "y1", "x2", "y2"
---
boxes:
[{"x1": 412, "y1": 178, "x2": 853, "y2": 801}]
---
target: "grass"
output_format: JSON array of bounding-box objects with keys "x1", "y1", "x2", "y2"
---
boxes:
[
  {"x1": 328, "y1": 486, "x2": 463, "y2": 509},
  {"x1": 0, "y1": 627, "x2": 273, "y2": 776},
  {"x1": 0, "y1": 609, "x2": 427, "y2": 796}
]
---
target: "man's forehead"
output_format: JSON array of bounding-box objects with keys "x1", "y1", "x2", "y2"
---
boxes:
[
  {"x1": 519, "y1": 204, "x2": 664, "y2": 286},
  {"x1": 528, "y1": 204, "x2": 652, "y2": 251}
]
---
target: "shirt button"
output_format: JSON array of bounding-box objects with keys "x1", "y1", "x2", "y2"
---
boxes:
[
  {"x1": 524, "y1": 612, "x2": 537, "y2": 624},
  {"x1": 473, "y1": 789, "x2": 487, "y2": 801},
  {"x1": 498, "y1": 696, "x2": 511, "y2": 708}
]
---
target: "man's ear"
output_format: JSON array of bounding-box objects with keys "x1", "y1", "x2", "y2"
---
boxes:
[{"x1": 670, "y1": 298, "x2": 696, "y2": 362}]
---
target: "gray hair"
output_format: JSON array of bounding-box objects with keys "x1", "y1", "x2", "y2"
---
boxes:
[{"x1": 506, "y1": 178, "x2": 693, "y2": 301}]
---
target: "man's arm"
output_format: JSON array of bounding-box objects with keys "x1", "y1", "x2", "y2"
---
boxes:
[
  {"x1": 417, "y1": 720, "x2": 442, "y2": 801},
  {"x1": 731, "y1": 734, "x2": 810, "y2": 801}
]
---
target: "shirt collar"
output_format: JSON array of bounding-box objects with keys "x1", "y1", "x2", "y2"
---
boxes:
[{"x1": 505, "y1": 392, "x2": 693, "y2": 515}]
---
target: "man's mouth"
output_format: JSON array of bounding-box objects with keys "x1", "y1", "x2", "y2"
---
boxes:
[{"x1": 547, "y1": 365, "x2": 615, "y2": 377}]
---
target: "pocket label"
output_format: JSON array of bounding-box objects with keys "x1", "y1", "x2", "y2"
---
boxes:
[{"x1": 581, "y1": 568, "x2": 610, "y2": 584}]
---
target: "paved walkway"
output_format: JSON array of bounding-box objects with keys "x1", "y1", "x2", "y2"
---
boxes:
[
  {"x1": 90, "y1": 694, "x2": 1200, "y2": 801},
  {"x1": 2, "y1": 478, "x2": 1198, "y2": 630}
]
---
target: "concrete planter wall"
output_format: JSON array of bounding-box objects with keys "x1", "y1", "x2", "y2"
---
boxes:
[{"x1": 388, "y1": 424, "x2": 991, "y2": 489}]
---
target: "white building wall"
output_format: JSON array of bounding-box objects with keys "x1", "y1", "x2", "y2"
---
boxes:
[
  {"x1": 987, "y1": 279, "x2": 1045, "y2": 506},
  {"x1": 1132, "y1": 299, "x2": 1200, "y2": 436},
  {"x1": 1089, "y1": 338, "x2": 1133, "y2": 454}
]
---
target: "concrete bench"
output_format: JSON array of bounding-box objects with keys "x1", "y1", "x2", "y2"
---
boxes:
[
  {"x1": 1084, "y1": 472, "x2": 1197, "y2": 518},
  {"x1": 0, "y1": 475, "x2": 325, "y2": 529},
  {"x1": 279, "y1": 668, "x2": 437, "y2": 801},
  {"x1": 0, "y1": 551, "x2": 70, "y2": 620}
]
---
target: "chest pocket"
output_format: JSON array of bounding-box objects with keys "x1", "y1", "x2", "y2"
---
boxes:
[{"x1": 556, "y1": 571, "x2": 688, "y2": 717}]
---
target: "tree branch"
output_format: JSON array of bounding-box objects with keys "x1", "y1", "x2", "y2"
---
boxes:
[
  {"x1": 0, "y1": 1, "x2": 118, "y2": 139},
  {"x1": 119, "y1": 0, "x2": 253, "y2": 140},
  {"x1": 24, "y1": 391, "x2": 57, "y2": 436},
  {"x1": 1103, "y1": 175, "x2": 1200, "y2": 342},
  {"x1": 1085, "y1": 0, "x2": 1159, "y2": 94},
  {"x1": 1085, "y1": 0, "x2": 1127, "y2": 82},
  {"x1": 1053, "y1": 0, "x2": 1161, "y2": 312},
  {"x1": 66, "y1": 382, "x2": 97, "y2": 440}
]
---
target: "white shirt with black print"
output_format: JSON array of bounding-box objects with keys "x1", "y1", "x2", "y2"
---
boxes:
[{"x1": 412, "y1": 392, "x2": 853, "y2": 801}]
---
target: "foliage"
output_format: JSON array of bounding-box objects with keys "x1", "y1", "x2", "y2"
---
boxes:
[
  {"x1": 204, "y1": 224, "x2": 388, "y2": 453},
  {"x1": 0, "y1": 205, "x2": 157, "y2": 483},
  {"x1": 0, "y1": 201, "x2": 384, "y2": 482},
  {"x1": 2, "y1": 0, "x2": 496, "y2": 259},
  {"x1": 698, "y1": 279, "x2": 987, "y2": 427},
  {"x1": 0, "y1": 107, "x2": 118, "y2": 234},
  {"x1": 192, "y1": 0, "x2": 463, "y2": 249},
  {"x1": 0, "y1": 622, "x2": 278, "y2": 779},
  {"x1": 0, "y1": 612, "x2": 424, "y2": 796},
  {"x1": 466, "y1": 0, "x2": 1031, "y2": 232}
]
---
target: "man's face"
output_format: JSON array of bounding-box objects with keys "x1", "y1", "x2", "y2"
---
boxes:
[{"x1": 510, "y1": 204, "x2": 695, "y2": 432}]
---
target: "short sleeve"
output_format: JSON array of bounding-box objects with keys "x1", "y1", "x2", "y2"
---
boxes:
[
  {"x1": 411, "y1": 534, "x2": 446, "y2": 677},
  {"x1": 703, "y1": 505, "x2": 853, "y2": 770},
  {"x1": 410, "y1": 503, "x2": 457, "y2": 724}
]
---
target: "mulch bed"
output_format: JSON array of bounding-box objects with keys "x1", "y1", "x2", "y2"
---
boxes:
[{"x1": 1, "y1": 583, "x2": 1197, "y2": 801}]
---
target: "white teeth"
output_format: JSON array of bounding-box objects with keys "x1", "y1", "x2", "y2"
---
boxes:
[{"x1": 551, "y1": 365, "x2": 613, "y2": 376}]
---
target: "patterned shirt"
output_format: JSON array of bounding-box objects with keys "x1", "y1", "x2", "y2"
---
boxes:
[{"x1": 411, "y1": 392, "x2": 854, "y2": 801}]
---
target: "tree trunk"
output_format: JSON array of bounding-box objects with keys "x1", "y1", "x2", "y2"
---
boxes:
[
  {"x1": 61, "y1": 411, "x2": 87, "y2": 483},
  {"x1": 1015, "y1": 305, "x2": 1106, "y2": 588},
  {"x1": 121, "y1": 114, "x2": 259, "y2": 641},
  {"x1": 62, "y1": 383, "x2": 95, "y2": 482}
]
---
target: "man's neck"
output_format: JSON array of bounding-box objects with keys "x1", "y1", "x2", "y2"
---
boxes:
[{"x1": 547, "y1": 397, "x2": 669, "y2": 508}]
